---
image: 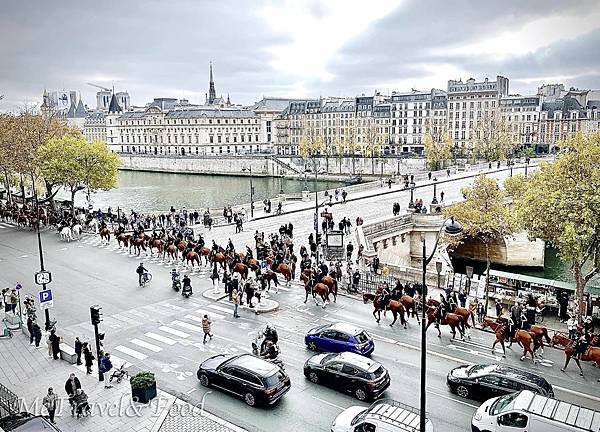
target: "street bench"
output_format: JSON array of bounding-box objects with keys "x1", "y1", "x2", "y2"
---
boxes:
[{"x1": 59, "y1": 343, "x2": 77, "y2": 364}]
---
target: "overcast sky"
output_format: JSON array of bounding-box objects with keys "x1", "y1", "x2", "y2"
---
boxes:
[{"x1": 1, "y1": 0, "x2": 599, "y2": 111}]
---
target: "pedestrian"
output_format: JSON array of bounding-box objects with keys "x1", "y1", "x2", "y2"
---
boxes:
[
  {"x1": 342, "y1": 190, "x2": 347, "y2": 203},
  {"x1": 9, "y1": 289, "x2": 17, "y2": 314},
  {"x1": 446, "y1": 168, "x2": 450, "y2": 177},
  {"x1": 346, "y1": 241, "x2": 354, "y2": 262},
  {"x1": 458, "y1": 290, "x2": 466, "y2": 308},
  {"x1": 99, "y1": 353, "x2": 113, "y2": 388},
  {"x1": 211, "y1": 265, "x2": 220, "y2": 294},
  {"x1": 202, "y1": 315, "x2": 213, "y2": 344},
  {"x1": 477, "y1": 302, "x2": 485, "y2": 323},
  {"x1": 42, "y1": 387, "x2": 58, "y2": 424},
  {"x1": 567, "y1": 315, "x2": 578, "y2": 340},
  {"x1": 245, "y1": 280, "x2": 255, "y2": 308},
  {"x1": 495, "y1": 300, "x2": 503, "y2": 318},
  {"x1": 371, "y1": 256, "x2": 380, "y2": 274},
  {"x1": 440, "y1": 191, "x2": 445, "y2": 202},
  {"x1": 74, "y1": 337, "x2": 83, "y2": 366},
  {"x1": 428, "y1": 172, "x2": 432, "y2": 181},
  {"x1": 64, "y1": 373, "x2": 82, "y2": 411},
  {"x1": 27, "y1": 315, "x2": 35, "y2": 344},
  {"x1": 49, "y1": 330, "x2": 61, "y2": 360},
  {"x1": 83, "y1": 343, "x2": 94, "y2": 375},
  {"x1": 2, "y1": 288, "x2": 10, "y2": 314},
  {"x1": 232, "y1": 288, "x2": 240, "y2": 318},
  {"x1": 32, "y1": 321, "x2": 42, "y2": 348}
]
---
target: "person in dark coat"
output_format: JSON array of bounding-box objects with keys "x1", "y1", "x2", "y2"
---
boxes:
[
  {"x1": 49, "y1": 330, "x2": 61, "y2": 360},
  {"x1": 74, "y1": 337, "x2": 83, "y2": 365},
  {"x1": 64, "y1": 373, "x2": 82, "y2": 412},
  {"x1": 32, "y1": 321, "x2": 42, "y2": 348},
  {"x1": 83, "y1": 343, "x2": 94, "y2": 375}
]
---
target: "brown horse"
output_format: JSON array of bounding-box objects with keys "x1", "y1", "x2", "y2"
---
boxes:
[
  {"x1": 246, "y1": 258, "x2": 260, "y2": 271},
  {"x1": 481, "y1": 317, "x2": 537, "y2": 363},
  {"x1": 129, "y1": 237, "x2": 147, "y2": 256},
  {"x1": 117, "y1": 233, "x2": 131, "y2": 248},
  {"x1": 232, "y1": 263, "x2": 249, "y2": 279},
  {"x1": 496, "y1": 317, "x2": 550, "y2": 355},
  {"x1": 212, "y1": 252, "x2": 227, "y2": 270},
  {"x1": 150, "y1": 239, "x2": 164, "y2": 256},
  {"x1": 425, "y1": 306, "x2": 465, "y2": 340},
  {"x1": 199, "y1": 247, "x2": 211, "y2": 265},
  {"x1": 362, "y1": 293, "x2": 407, "y2": 328},
  {"x1": 551, "y1": 333, "x2": 600, "y2": 377},
  {"x1": 311, "y1": 282, "x2": 333, "y2": 308},
  {"x1": 164, "y1": 244, "x2": 178, "y2": 261},
  {"x1": 100, "y1": 227, "x2": 110, "y2": 243},
  {"x1": 184, "y1": 251, "x2": 201, "y2": 268},
  {"x1": 399, "y1": 295, "x2": 420, "y2": 323},
  {"x1": 427, "y1": 299, "x2": 475, "y2": 332},
  {"x1": 300, "y1": 269, "x2": 337, "y2": 301},
  {"x1": 263, "y1": 270, "x2": 279, "y2": 291}
]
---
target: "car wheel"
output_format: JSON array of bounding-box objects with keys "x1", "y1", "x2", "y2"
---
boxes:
[
  {"x1": 308, "y1": 341, "x2": 318, "y2": 351},
  {"x1": 355, "y1": 387, "x2": 368, "y2": 401},
  {"x1": 244, "y1": 392, "x2": 256, "y2": 407},
  {"x1": 456, "y1": 385, "x2": 469, "y2": 398},
  {"x1": 308, "y1": 372, "x2": 319, "y2": 383},
  {"x1": 199, "y1": 373, "x2": 210, "y2": 387}
]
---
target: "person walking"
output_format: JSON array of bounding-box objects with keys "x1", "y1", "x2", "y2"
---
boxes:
[
  {"x1": 346, "y1": 241, "x2": 354, "y2": 262},
  {"x1": 27, "y1": 315, "x2": 35, "y2": 345},
  {"x1": 83, "y1": 343, "x2": 94, "y2": 375},
  {"x1": 458, "y1": 290, "x2": 466, "y2": 308},
  {"x1": 49, "y1": 330, "x2": 61, "y2": 360},
  {"x1": 9, "y1": 289, "x2": 17, "y2": 315},
  {"x1": 211, "y1": 265, "x2": 220, "y2": 294},
  {"x1": 74, "y1": 337, "x2": 83, "y2": 366},
  {"x1": 32, "y1": 321, "x2": 42, "y2": 348},
  {"x1": 99, "y1": 353, "x2": 113, "y2": 388},
  {"x1": 42, "y1": 387, "x2": 58, "y2": 424},
  {"x1": 202, "y1": 315, "x2": 213, "y2": 344},
  {"x1": 232, "y1": 288, "x2": 240, "y2": 318},
  {"x1": 64, "y1": 373, "x2": 81, "y2": 414},
  {"x1": 440, "y1": 191, "x2": 445, "y2": 202}
]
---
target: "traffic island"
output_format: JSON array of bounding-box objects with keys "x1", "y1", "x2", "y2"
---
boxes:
[{"x1": 202, "y1": 289, "x2": 228, "y2": 301}]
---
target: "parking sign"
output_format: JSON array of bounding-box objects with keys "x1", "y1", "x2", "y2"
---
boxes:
[{"x1": 39, "y1": 289, "x2": 54, "y2": 310}]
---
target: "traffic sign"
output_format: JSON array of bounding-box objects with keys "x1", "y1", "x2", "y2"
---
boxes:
[
  {"x1": 35, "y1": 271, "x2": 52, "y2": 285},
  {"x1": 15, "y1": 282, "x2": 22, "y2": 290},
  {"x1": 39, "y1": 289, "x2": 54, "y2": 310},
  {"x1": 260, "y1": 260, "x2": 268, "y2": 269}
]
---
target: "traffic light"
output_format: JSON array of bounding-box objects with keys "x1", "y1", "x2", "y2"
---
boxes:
[
  {"x1": 90, "y1": 305, "x2": 103, "y2": 325},
  {"x1": 316, "y1": 233, "x2": 322, "y2": 245}
]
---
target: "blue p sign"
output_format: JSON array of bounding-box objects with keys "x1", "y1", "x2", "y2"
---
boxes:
[{"x1": 39, "y1": 289, "x2": 53, "y2": 303}]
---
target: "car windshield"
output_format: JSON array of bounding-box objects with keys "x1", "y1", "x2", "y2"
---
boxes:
[
  {"x1": 467, "y1": 364, "x2": 495, "y2": 377},
  {"x1": 491, "y1": 392, "x2": 519, "y2": 415},
  {"x1": 321, "y1": 354, "x2": 337, "y2": 365},
  {"x1": 371, "y1": 366, "x2": 385, "y2": 378},
  {"x1": 355, "y1": 332, "x2": 369, "y2": 344},
  {"x1": 264, "y1": 370, "x2": 286, "y2": 388}
]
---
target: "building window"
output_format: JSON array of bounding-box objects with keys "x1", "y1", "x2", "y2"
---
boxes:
[{"x1": 209, "y1": 135, "x2": 214, "y2": 144}]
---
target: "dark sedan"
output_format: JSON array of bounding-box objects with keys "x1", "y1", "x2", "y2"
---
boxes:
[
  {"x1": 304, "y1": 352, "x2": 390, "y2": 401},
  {"x1": 197, "y1": 354, "x2": 291, "y2": 406},
  {"x1": 447, "y1": 363, "x2": 554, "y2": 401}
]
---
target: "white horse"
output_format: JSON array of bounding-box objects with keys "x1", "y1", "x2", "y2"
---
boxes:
[
  {"x1": 88, "y1": 217, "x2": 100, "y2": 234},
  {"x1": 60, "y1": 226, "x2": 73, "y2": 242},
  {"x1": 72, "y1": 224, "x2": 82, "y2": 240},
  {"x1": 76, "y1": 213, "x2": 87, "y2": 225}
]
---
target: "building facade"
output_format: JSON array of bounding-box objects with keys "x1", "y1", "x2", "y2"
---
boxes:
[{"x1": 499, "y1": 95, "x2": 542, "y2": 151}]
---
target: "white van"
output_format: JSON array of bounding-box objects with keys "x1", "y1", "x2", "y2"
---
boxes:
[
  {"x1": 331, "y1": 399, "x2": 434, "y2": 432},
  {"x1": 472, "y1": 390, "x2": 600, "y2": 432}
]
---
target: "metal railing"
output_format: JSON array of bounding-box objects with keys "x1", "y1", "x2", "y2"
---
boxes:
[{"x1": 0, "y1": 383, "x2": 20, "y2": 419}]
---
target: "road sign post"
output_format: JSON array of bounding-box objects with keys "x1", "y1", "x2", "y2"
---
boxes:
[
  {"x1": 15, "y1": 282, "x2": 22, "y2": 320},
  {"x1": 39, "y1": 289, "x2": 54, "y2": 310}
]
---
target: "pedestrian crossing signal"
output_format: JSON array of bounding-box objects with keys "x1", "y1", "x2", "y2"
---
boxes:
[{"x1": 90, "y1": 305, "x2": 103, "y2": 325}]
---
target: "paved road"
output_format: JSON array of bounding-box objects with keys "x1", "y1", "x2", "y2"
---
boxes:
[{"x1": 1, "y1": 228, "x2": 599, "y2": 431}]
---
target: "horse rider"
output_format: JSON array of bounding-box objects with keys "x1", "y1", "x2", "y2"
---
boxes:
[
  {"x1": 136, "y1": 262, "x2": 148, "y2": 287},
  {"x1": 211, "y1": 240, "x2": 219, "y2": 253},
  {"x1": 510, "y1": 301, "x2": 523, "y2": 330},
  {"x1": 226, "y1": 238, "x2": 235, "y2": 254},
  {"x1": 300, "y1": 255, "x2": 312, "y2": 272},
  {"x1": 317, "y1": 262, "x2": 329, "y2": 282},
  {"x1": 404, "y1": 282, "x2": 416, "y2": 298},
  {"x1": 245, "y1": 246, "x2": 254, "y2": 260},
  {"x1": 437, "y1": 294, "x2": 450, "y2": 324},
  {"x1": 574, "y1": 332, "x2": 590, "y2": 360},
  {"x1": 391, "y1": 282, "x2": 403, "y2": 302},
  {"x1": 197, "y1": 234, "x2": 205, "y2": 249},
  {"x1": 377, "y1": 284, "x2": 392, "y2": 310},
  {"x1": 583, "y1": 316, "x2": 594, "y2": 336}
]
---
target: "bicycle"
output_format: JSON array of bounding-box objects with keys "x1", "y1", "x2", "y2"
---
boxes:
[
  {"x1": 109, "y1": 364, "x2": 129, "y2": 383},
  {"x1": 140, "y1": 272, "x2": 153, "y2": 287}
]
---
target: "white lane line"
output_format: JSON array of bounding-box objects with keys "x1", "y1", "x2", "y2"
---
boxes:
[
  {"x1": 158, "y1": 326, "x2": 190, "y2": 338},
  {"x1": 144, "y1": 332, "x2": 177, "y2": 345},
  {"x1": 428, "y1": 390, "x2": 478, "y2": 408},
  {"x1": 310, "y1": 395, "x2": 345, "y2": 410},
  {"x1": 115, "y1": 345, "x2": 148, "y2": 360},
  {"x1": 172, "y1": 320, "x2": 203, "y2": 333},
  {"x1": 163, "y1": 303, "x2": 186, "y2": 311},
  {"x1": 185, "y1": 315, "x2": 205, "y2": 324},
  {"x1": 206, "y1": 304, "x2": 231, "y2": 314},
  {"x1": 131, "y1": 338, "x2": 163, "y2": 352},
  {"x1": 196, "y1": 308, "x2": 226, "y2": 320},
  {"x1": 555, "y1": 386, "x2": 600, "y2": 403}
]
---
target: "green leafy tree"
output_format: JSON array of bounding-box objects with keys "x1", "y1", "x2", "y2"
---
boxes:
[
  {"x1": 502, "y1": 174, "x2": 528, "y2": 200},
  {"x1": 513, "y1": 132, "x2": 600, "y2": 322},
  {"x1": 423, "y1": 125, "x2": 453, "y2": 171},
  {"x1": 444, "y1": 175, "x2": 517, "y2": 311},
  {"x1": 37, "y1": 134, "x2": 120, "y2": 213}
]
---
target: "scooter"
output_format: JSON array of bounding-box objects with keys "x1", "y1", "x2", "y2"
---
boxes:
[
  {"x1": 181, "y1": 285, "x2": 192, "y2": 298},
  {"x1": 172, "y1": 276, "x2": 181, "y2": 292}
]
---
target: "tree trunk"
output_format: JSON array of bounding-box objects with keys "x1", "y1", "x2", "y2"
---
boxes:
[
  {"x1": 573, "y1": 263, "x2": 586, "y2": 325},
  {"x1": 484, "y1": 243, "x2": 491, "y2": 316},
  {"x1": 371, "y1": 155, "x2": 375, "y2": 174},
  {"x1": 3, "y1": 169, "x2": 12, "y2": 203},
  {"x1": 70, "y1": 188, "x2": 76, "y2": 216},
  {"x1": 326, "y1": 156, "x2": 329, "y2": 173},
  {"x1": 19, "y1": 174, "x2": 25, "y2": 205}
]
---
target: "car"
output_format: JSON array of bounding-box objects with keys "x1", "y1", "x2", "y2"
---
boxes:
[
  {"x1": 447, "y1": 363, "x2": 554, "y2": 401},
  {"x1": 304, "y1": 322, "x2": 374, "y2": 356},
  {"x1": 197, "y1": 353, "x2": 290, "y2": 406},
  {"x1": 331, "y1": 399, "x2": 434, "y2": 432},
  {"x1": 304, "y1": 352, "x2": 390, "y2": 401},
  {"x1": 0, "y1": 414, "x2": 62, "y2": 432}
]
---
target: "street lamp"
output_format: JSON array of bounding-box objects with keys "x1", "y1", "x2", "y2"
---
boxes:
[
  {"x1": 525, "y1": 157, "x2": 530, "y2": 177},
  {"x1": 431, "y1": 179, "x2": 438, "y2": 205},
  {"x1": 306, "y1": 163, "x2": 320, "y2": 263},
  {"x1": 420, "y1": 216, "x2": 463, "y2": 432},
  {"x1": 409, "y1": 186, "x2": 415, "y2": 209},
  {"x1": 241, "y1": 167, "x2": 254, "y2": 218}
]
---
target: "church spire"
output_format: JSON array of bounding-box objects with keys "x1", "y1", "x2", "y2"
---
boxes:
[{"x1": 208, "y1": 62, "x2": 216, "y2": 104}]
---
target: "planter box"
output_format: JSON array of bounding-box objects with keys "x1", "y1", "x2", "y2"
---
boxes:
[{"x1": 131, "y1": 382, "x2": 157, "y2": 404}]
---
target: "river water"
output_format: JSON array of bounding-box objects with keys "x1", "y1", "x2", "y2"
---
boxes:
[{"x1": 72, "y1": 170, "x2": 342, "y2": 213}]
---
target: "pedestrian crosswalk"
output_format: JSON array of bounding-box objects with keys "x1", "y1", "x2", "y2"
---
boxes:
[{"x1": 0, "y1": 222, "x2": 14, "y2": 229}]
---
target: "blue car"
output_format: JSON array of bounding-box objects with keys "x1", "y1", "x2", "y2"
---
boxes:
[{"x1": 305, "y1": 322, "x2": 374, "y2": 356}]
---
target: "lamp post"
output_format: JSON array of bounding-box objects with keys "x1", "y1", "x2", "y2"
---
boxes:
[
  {"x1": 465, "y1": 265, "x2": 474, "y2": 299},
  {"x1": 409, "y1": 186, "x2": 415, "y2": 209},
  {"x1": 431, "y1": 179, "x2": 438, "y2": 205},
  {"x1": 525, "y1": 157, "x2": 530, "y2": 177},
  {"x1": 242, "y1": 167, "x2": 254, "y2": 218},
  {"x1": 420, "y1": 217, "x2": 463, "y2": 432}
]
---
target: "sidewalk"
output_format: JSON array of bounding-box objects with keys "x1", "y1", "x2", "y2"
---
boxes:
[{"x1": 0, "y1": 332, "x2": 246, "y2": 432}]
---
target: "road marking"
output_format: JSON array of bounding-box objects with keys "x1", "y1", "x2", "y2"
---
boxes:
[
  {"x1": 185, "y1": 314, "x2": 205, "y2": 324},
  {"x1": 555, "y1": 386, "x2": 600, "y2": 403},
  {"x1": 310, "y1": 395, "x2": 346, "y2": 410},
  {"x1": 115, "y1": 345, "x2": 148, "y2": 360},
  {"x1": 131, "y1": 338, "x2": 163, "y2": 352},
  {"x1": 163, "y1": 303, "x2": 186, "y2": 311},
  {"x1": 172, "y1": 320, "x2": 203, "y2": 333},
  {"x1": 196, "y1": 308, "x2": 226, "y2": 320},
  {"x1": 144, "y1": 332, "x2": 177, "y2": 345},
  {"x1": 428, "y1": 389, "x2": 479, "y2": 408},
  {"x1": 158, "y1": 326, "x2": 190, "y2": 338},
  {"x1": 206, "y1": 304, "x2": 231, "y2": 314}
]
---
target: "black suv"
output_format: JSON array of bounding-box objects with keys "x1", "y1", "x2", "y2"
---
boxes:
[
  {"x1": 447, "y1": 363, "x2": 554, "y2": 401},
  {"x1": 197, "y1": 354, "x2": 290, "y2": 406},
  {"x1": 304, "y1": 352, "x2": 390, "y2": 401}
]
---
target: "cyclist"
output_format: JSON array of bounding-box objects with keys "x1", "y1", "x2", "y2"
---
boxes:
[{"x1": 136, "y1": 262, "x2": 148, "y2": 287}]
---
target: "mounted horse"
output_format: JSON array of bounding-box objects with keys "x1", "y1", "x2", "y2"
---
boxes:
[
  {"x1": 481, "y1": 317, "x2": 538, "y2": 363},
  {"x1": 496, "y1": 316, "x2": 551, "y2": 355},
  {"x1": 99, "y1": 227, "x2": 111, "y2": 243},
  {"x1": 551, "y1": 333, "x2": 600, "y2": 377},
  {"x1": 362, "y1": 293, "x2": 407, "y2": 328},
  {"x1": 425, "y1": 305, "x2": 465, "y2": 340},
  {"x1": 300, "y1": 269, "x2": 337, "y2": 301},
  {"x1": 427, "y1": 298, "x2": 476, "y2": 331},
  {"x1": 129, "y1": 236, "x2": 147, "y2": 256},
  {"x1": 309, "y1": 281, "x2": 333, "y2": 308}
]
